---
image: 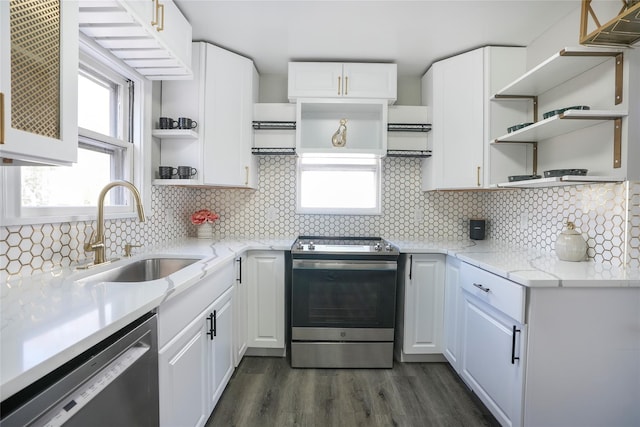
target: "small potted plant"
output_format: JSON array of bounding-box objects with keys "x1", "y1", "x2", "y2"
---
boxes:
[{"x1": 190, "y1": 209, "x2": 220, "y2": 239}]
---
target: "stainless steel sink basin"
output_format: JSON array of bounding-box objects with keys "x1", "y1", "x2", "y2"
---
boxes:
[{"x1": 78, "y1": 257, "x2": 201, "y2": 283}]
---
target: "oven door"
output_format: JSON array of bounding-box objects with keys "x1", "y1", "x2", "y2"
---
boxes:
[{"x1": 291, "y1": 259, "x2": 397, "y2": 333}]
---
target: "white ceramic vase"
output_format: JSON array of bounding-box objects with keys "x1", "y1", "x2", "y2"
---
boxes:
[
  {"x1": 555, "y1": 221, "x2": 587, "y2": 261},
  {"x1": 196, "y1": 222, "x2": 214, "y2": 239}
]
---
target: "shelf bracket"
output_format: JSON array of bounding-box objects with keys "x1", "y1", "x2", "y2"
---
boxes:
[
  {"x1": 493, "y1": 140, "x2": 538, "y2": 176},
  {"x1": 493, "y1": 95, "x2": 538, "y2": 121},
  {"x1": 559, "y1": 49, "x2": 624, "y2": 105},
  {"x1": 580, "y1": 0, "x2": 640, "y2": 48},
  {"x1": 614, "y1": 117, "x2": 622, "y2": 169}
]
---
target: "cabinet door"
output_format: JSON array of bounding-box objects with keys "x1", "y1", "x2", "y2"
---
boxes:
[
  {"x1": 246, "y1": 251, "x2": 285, "y2": 348},
  {"x1": 233, "y1": 257, "x2": 248, "y2": 366},
  {"x1": 437, "y1": 49, "x2": 484, "y2": 189},
  {"x1": 0, "y1": 0, "x2": 78, "y2": 166},
  {"x1": 343, "y1": 63, "x2": 397, "y2": 100},
  {"x1": 460, "y1": 293, "x2": 525, "y2": 427},
  {"x1": 288, "y1": 62, "x2": 343, "y2": 99},
  {"x1": 158, "y1": 315, "x2": 209, "y2": 427},
  {"x1": 402, "y1": 254, "x2": 445, "y2": 354},
  {"x1": 208, "y1": 287, "x2": 234, "y2": 412},
  {"x1": 203, "y1": 44, "x2": 256, "y2": 187},
  {"x1": 443, "y1": 256, "x2": 462, "y2": 371}
]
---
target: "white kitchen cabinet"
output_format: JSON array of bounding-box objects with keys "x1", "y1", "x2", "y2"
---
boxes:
[
  {"x1": 246, "y1": 251, "x2": 285, "y2": 349},
  {"x1": 157, "y1": 261, "x2": 236, "y2": 427},
  {"x1": 442, "y1": 256, "x2": 462, "y2": 371},
  {"x1": 0, "y1": 0, "x2": 78, "y2": 166},
  {"x1": 421, "y1": 46, "x2": 530, "y2": 190},
  {"x1": 158, "y1": 309, "x2": 209, "y2": 427},
  {"x1": 157, "y1": 42, "x2": 258, "y2": 188},
  {"x1": 288, "y1": 62, "x2": 397, "y2": 102},
  {"x1": 459, "y1": 261, "x2": 526, "y2": 427},
  {"x1": 78, "y1": 0, "x2": 192, "y2": 79},
  {"x1": 395, "y1": 254, "x2": 446, "y2": 362},
  {"x1": 233, "y1": 256, "x2": 248, "y2": 366}
]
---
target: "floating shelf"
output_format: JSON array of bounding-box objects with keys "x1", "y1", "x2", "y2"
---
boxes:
[
  {"x1": 493, "y1": 110, "x2": 627, "y2": 143},
  {"x1": 152, "y1": 129, "x2": 199, "y2": 140},
  {"x1": 496, "y1": 175, "x2": 624, "y2": 189},
  {"x1": 580, "y1": 1, "x2": 640, "y2": 47},
  {"x1": 492, "y1": 47, "x2": 623, "y2": 105},
  {"x1": 153, "y1": 178, "x2": 200, "y2": 186}
]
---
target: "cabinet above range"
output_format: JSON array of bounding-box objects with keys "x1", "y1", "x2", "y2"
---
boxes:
[{"x1": 288, "y1": 62, "x2": 397, "y2": 103}]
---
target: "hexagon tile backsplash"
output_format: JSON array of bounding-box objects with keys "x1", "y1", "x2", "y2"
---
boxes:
[{"x1": 1, "y1": 156, "x2": 639, "y2": 279}]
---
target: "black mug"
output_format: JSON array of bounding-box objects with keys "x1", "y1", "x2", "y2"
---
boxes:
[
  {"x1": 177, "y1": 166, "x2": 197, "y2": 179},
  {"x1": 470, "y1": 219, "x2": 486, "y2": 240},
  {"x1": 177, "y1": 117, "x2": 197, "y2": 129},
  {"x1": 159, "y1": 117, "x2": 177, "y2": 129},
  {"x1": 159, "y1": 166, "x2": 177, "y2": 179}
]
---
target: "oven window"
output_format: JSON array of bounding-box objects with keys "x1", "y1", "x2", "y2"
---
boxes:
[{"x1": 292, "y1": 267, "x2": 397, "y2": 329}]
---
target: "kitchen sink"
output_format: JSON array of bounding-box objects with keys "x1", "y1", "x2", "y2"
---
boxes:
[{"x1": 77, "y1": 257, "x2": 202, "y2": 283}]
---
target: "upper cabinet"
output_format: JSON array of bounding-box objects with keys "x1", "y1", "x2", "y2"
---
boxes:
[
  {"x1": 0, "y1": 0, "x2": 78, "y2": 166},
  {"x1": 78, "y1": 0, "x2": 192, "y2": 79},
  {"x1": 421, "y1": 47, "x2": 529, "y2": 190},
  {"x1": 288, "y1": 62, "x2": 397, "y2": 103},
  {"x1": 155, "y1": 42, "x2": 258, "y2": 188}
]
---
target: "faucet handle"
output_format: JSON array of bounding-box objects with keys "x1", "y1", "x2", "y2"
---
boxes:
[
  {"x1": 84, "y1": 231, "x2": 103, "y2": 252},
  {"x1": 124, "y1": 243, "x2": 142, "y2": 257}
]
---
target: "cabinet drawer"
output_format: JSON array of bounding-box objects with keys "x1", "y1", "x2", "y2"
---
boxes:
[
  {"x1": 158, "y1": 261, "x2": 235, "y2": 348},
  {"x1": 460, "y1": 262, "x2": 525, "y2": 323}
]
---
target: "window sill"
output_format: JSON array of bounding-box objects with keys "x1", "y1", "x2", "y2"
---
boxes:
[{"x1": 1, "y1": 211, "x2": 141, "y2": 227}]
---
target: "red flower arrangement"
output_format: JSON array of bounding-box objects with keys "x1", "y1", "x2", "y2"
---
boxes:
[{"x1": 190, "y1": 209, "x2": 220, "y2": 225}]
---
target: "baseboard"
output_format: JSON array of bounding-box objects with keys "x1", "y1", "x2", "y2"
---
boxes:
[
  {"x1": 395, "y1": 351, "x2": 447, "y2": 363},
  {"x1": 245, "y1": 347, "x2": 286, "y2": 357}
]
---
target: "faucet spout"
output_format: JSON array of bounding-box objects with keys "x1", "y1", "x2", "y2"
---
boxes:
[{"x1": 85, "y1": 180, "x2": 145, "y2": 265}]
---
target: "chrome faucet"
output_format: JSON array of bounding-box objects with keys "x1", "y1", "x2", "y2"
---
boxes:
[{"x1": 84, "y1": 180, "x2": 145, "y2": 265}]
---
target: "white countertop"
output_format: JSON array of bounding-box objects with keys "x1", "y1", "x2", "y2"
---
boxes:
[
  {"x1": 0, "y1": 238, "x2": 293, "y2": 402},
  {"x1": 2, "y1": 236, "x2": 639, "y2": 402}
]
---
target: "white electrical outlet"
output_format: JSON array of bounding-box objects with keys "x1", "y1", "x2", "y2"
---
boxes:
[
  {"x1": 520, "y1": 212, "x2": 529, "y2": 230},
  {"x1": 414, "y1": 207, "x2": 425, "y2": 224},
  {"x1": 265, "y1": 206, "x2": 278, "y2": 222}
]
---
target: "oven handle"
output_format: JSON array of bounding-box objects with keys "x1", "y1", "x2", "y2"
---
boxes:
[{"x1": 292, "y1": 259, "x2": 397, "y2": 271}]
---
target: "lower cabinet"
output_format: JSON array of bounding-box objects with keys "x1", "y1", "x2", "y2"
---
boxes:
[
  {"x1": 246, "y1": 251, "x2": 285, "y2": 349},
  {"x1": 442, "y1": 256, "x2": 462, "y2": 371},
  {"x1": 458, "y1": 261, "x2": 526, "y2": 427},
  {"x1": 157, "y1": 262, "x2": 235, "y2": 427},
  {"x1": 395, "y1": 254, "x2": 446, "y2": 361},
  {"x1": 233, "y1": 256, "x2": 248, "y2": 366}
]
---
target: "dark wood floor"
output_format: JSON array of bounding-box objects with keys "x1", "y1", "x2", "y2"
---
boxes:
[{"x1": 206, "y1": 357, "x2": 500, "y2": 427}]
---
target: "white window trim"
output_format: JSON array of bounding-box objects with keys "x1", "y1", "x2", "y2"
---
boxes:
[
  {"x1": 0, "y1": 34, "x2": 152, "y2": 226},
  {"x1": 296, "y1": 157, "x2": 382, "y2": 215}
]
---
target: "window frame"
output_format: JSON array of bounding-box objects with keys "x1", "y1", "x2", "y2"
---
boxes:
[
  {"x1": 0, "y1": 35, "x2": 152, "y2": 226},
  {"x1": 296, "y1": 156, "x2": 382, "y2": 215}
]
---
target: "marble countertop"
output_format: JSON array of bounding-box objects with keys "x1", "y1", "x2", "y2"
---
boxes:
[{"x1": 2, "y1": 236, "x2": 639, "y2": 402}]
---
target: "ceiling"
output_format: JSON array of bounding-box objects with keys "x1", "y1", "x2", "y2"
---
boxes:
[{"x1": 175, "y1": 0, "x2": 582, "y2": 77}]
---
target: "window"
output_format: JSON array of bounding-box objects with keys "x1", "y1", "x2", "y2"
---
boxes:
[
  {"x1": 297, "y1": 156, "x2": 381, "y2": 215},
  {"x1": 1, "y1": 43, "x2": 143, "y2": 225}
]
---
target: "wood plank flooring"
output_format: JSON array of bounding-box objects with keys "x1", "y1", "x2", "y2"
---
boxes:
[{"x1": 206, "y1": 357, "x2": 500, "y2": 427}]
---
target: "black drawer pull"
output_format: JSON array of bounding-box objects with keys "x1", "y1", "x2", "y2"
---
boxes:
[
  {"x1": 511, "y1": 325, "x2": 521, "y2": 364},
  {"x1": 206, "y1": 312, "x2": 215, "y2": 340},
  {"x1": 473, "y1": 283, "x2": 491, "y2": 293}
]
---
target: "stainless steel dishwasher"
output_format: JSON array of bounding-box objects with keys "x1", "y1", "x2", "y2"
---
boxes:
[{"x1": 0, "y1": 312, "x2": 159, "y2": 427}]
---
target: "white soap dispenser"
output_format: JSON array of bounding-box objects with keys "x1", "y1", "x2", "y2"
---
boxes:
[{"x1": 555, "y1": 221, "x2": 587, "y2": 262}]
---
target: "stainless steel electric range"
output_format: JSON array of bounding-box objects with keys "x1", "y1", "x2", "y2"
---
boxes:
[{"x1": 290, "y1": 236, "x2": 399, "y2": 368}]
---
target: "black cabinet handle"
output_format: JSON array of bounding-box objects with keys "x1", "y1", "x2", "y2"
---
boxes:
[
  {"x1": 511, "y1": 325, "x2": 521, "y2": 364},
  {"x1": 236, "y1": 257, "x2": 242, "y2": 283},
  {"x1": 206, "y1": 312, "x2": 215, "y2": 340},
  {"x1": 473, "y1": 283, "x2": 491, "y2": 293},
  {"x1": 409, "y1": 255, "x2": 413, "y2": 280},
  {"x1": 213, "y1": 310, "x2": 217, "y2": 337}
]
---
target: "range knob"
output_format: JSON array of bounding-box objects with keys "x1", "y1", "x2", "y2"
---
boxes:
[
  {"x1": 308, "y1": 241, "x2": 315, "y2": 250},
  {"x1": 385, "y1": 243, "x2": 394, "y2": 252},
  {"x1": 296, "y1": 241, "x2": 304, "y2": 250},
  {"x1": 374, "y1": 242, "x2": 382, "y2": 251}
]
